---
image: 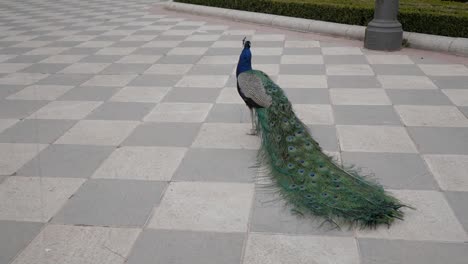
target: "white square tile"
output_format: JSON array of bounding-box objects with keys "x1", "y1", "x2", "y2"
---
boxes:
[
  {"x1": 40, "y1": 55, "x2": 87, "y2": 64},
  {"x1": 280, "y1": 55, "x2": 323, "y2": 64},
  {"x1": 176, "y1": 75, "x2": 228, "y2": 88},
  {"x1": 0, "y1": 119, "x2": 18, "y2": 133},
  {"x1": 198, "y1": 56, "x2": 239, "y2": 64},
  {"x1": 117, "y1": 55, "x2": 161, "y2": 64},
  {"x1": 357, "y1": 190, "x2": 467, "y2": 241},
  {"x1": 93, "y1": 146, "x2": 186, "y2": 181},
  {"x1": 330, "y1": 88, "x2": 391, "y2": 105},
  {"x1": 0, "y1": 143, "x2": 47, "y2": 175},
  {"x1": 55, "y1": 120, "x2": 139, "y2": 146},
  {"x1": 144, "y1": 64, "x2": 192, "y2": 75},
  {"x1": 0, "y1": 177, "x2": 84, "y2": 222},
  {"x1": 284, "y1": 40, "x2": 320, "y2": 48},
  {"x1": 0, "y1": 63, "x2": 30, "y2": 73},
  {"x1": 244, "y1": 234, "x2": 359, "y2": 264},
  {"x1": 13, "y1": 41, "x2": 50, "y2": 48},
  {"x1": 27, "y1": 101, "x2": 101, "y2": 119},
  {"x1": 144, "y1": 103, "x2": 212, "y2": 123},
  {"x1": 142, "y1": 41, "x2": 181, "y2": 48},
  {"x1": 377, "y1": 75, "x2": 437, "y2": 89},
  {"x1": 95, "y1": 47, "x2": 137, "y2": 56},
  {"x1": 322, "y1": 47, "x2": 363, "y2": 55},
  {"x1": 216, "y1": 88, "x2": 244, "y2": 104},
  {"x1": 423, "y1": 155, "x2": 468, "y2": 191},
  {"x1": 442, "y1": 89, "x2": 468, "y2": 106},
  {"x1": 167, "y1": 47, "x2": 207, "y2": 55},
  {"x1": 252, "y1": 34, "x2": 285, "y2": 41},
  {"x1": 0, "y1": 73, "x2": 48, "y2": 85},
  {"x1": 192, "y1": 123, "x2": 260, "y2": 149},
  {"x1": 7, "y1": 85, "x2": 74, "y2": 100},
  {"x1": 395, "y1": 105, "x2": 468, "y2": 127},
  {"x1": 277, "y1": 75, "x2": 327, "y2": 88},
  {"x1": 212, "y1": 41, "x2": 241, "y2": 48},
  {"x1": 110, "y1": 86, "x2": 170, "y2": 103},
  {"x1": 186, "y1": 34, "x2": 220, "y2": 41},
  {"x1": 293, "y1": 104, "x2": 334, "y2": 125},
  {"x1": 82, "y1": 74, "x2": 137, "y2": 87},
  {"x1": 337, "y1": 125, "x2": 418, "y2": 153},
  {"x1": 326, "y1": 64, "x2": 374, "y2": 76},
  {"x1": 102, "y1": 30, "x2": 136, "y2": 36},
  {"x1": 199, "y1": 25, "x2": 228, "y2": 31},
  {"x1": 11, "y1": 225, "x2": 140, "y2": 264},
  {"x1": 60, "y1": 35, "x2": 95, "y2": 42},
  {"x1": 76, "y1": 41, "x2": 113, "y2": 48},
  {"x1": 60, "y1": 63, "x2": 109, "y2": 74},
  {"x1": 224, "y1": 30, "x2": 256, "y2": 35},
  {"x1": 162, "y1": 30, "x2": 194, "y2": 36},
  {"x1": 148, "y1": 181, "x2": 254, "y2": 232},
  {"x1": 0, "y1": 55, "x2": 15, "y2": 63},
  {"x1": 120, "y1": 35, "x2": 156, "y2": 42},
  {"x1": 366, "y1": 55, "x2": 413, "y2": 64},
  {"x1": 419, "y1": 64, "x2": 468, "y2": 76}
]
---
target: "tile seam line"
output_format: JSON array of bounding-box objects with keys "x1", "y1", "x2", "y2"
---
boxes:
[{"x1": 164, "y1": 2, "x2": 468, "y2": 57}]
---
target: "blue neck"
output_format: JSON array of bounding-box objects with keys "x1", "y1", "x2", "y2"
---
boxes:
[{"x1": 236, "y1": 47, "x2": 252, "y2": 76}]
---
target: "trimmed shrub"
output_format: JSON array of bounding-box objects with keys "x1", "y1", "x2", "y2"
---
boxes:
[{"x1": 175, "y1": 0, "x2": 468, "y2": 38}]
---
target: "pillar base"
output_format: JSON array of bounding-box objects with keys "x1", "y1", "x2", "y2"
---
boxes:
[{"x1": 364, "y1": 19, "x2": 403, "y2": 51}]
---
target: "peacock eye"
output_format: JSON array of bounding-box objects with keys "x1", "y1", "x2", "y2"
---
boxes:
[
  {"x1": 297, "y1": 169, "x2": 305, "y2": 174},
  {"x1": 309, "y1": 172, "x2": 315, "y2": 177}
]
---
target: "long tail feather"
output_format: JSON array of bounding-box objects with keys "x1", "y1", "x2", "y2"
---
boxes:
[{"x1": 253, "y1": 71, "x2": 408, "y2": 228}]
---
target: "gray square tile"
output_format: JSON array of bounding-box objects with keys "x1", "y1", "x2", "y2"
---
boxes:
[
  {"x1": 59, "y1": 86, "x2": 121, "y2": 101},
  {"x1": 21, "y1": 63, "x2": 69, "y2": 74},
  {"x1": 18, "y1": 144, "x2": 114, "y2": 178},
  {"x1": 431, "y1": 76, "x2": 468, "y2": 89},
  {"x1": 79, "y1": 55, "x2": 123, "y2": 63},
  {"x1": 0, "y1": 85, "x2": 25, "y2": 99},
  {"x1": 123, "y1": 122, "x2": 200, "y2": 147},
  {"x1": 52, "y1": 179, "x2": 166, "y2": 227},
  {"x1": 279, "y1": 64, "x2": 325, "y2": 75},
  {"x1": 0, "y1": 119, "x2": 75, "y2": 143},
  {"x1": 100, "y1": 63, "x2": 151, "y2": 74},
  {"x1": 371, "y1": 64, "x2": 425, "y2": 75},
  {"x1": 386, "y1": 90, "x2": 452, "y2": 105},
  {"x1": 407, "y1": 127, "x2": 468, "y2": 154},
  {"x1": 37, "y1": 73, "x2": 92, "y2": 86},
  {"x1": 306, "y1": 125, "x2": 339, "y2": 151},
  {"x1": 324, "y1": 55, "x2": 368, "y2": 64},
  {"x1": 162, "y1": 87, "x2": 220, "y2": 103},
  {"x1": 0, "y1": 47, "x2": 33, "y2": 55},
  {"x1": 445, "y1": 191, "x2": 468, "y2": 232},
  {"x1": 173, "y1": 148, "x2": 257, "y2": 182},
  {"x1": 327, "y1": 76, "x2": 381, "y2": 88},
  {"x1": 4, "y1": 55, "x2": 48, "y2": 63},
  {"x1": 110, "y1": 41, "x2": 148, "y2": 47},
  {"x1": 131, "y1": 47, "x2": 171, "y2": 55},
  {"x1": 0, "y1": 221, "x2": 43, "y2": 264},
  {"x1": 283, "y1": 48, "x2": 321, "y2": 55},
  {"x1": 126, "y1": 230, "x2": 244, "y2": 264},
  {"x1": 128, "y1": 74, "x2": 182, "y2": 86},
  {"x1": 251, "y1": 190, "x2": 354, "y2": 235},
  {"x1": 284, "y1": 89, "x2": 330, "y2": 104},
  {"x1": 334, "y1": 106, "x2": 402, "y2": 125},
  {"x1": 341, "y1": 152, "x2": 437, "y2": 189},
  {"x1": 157, "y1": 55, "x2": 201, "y2": 64},
  {"x1": 206, "y1": 104, "x2": 250, "y2": 123},
  {"x1": 205, "y1": 48, "x2": 240, "y2": 55},
  {"x1": 460, "y1": 106, "x2": 468, "y2": 118},
  {"x1": 254, "y1": 55, "x2": 281, "y2": 64},
  {"x1": 178, "y1": 41, "x2": 215, "y2": 47},
  {"x1": 60, "y1": 47, "x2": 100, "y2": 55},
  {"x1": 86, "y1": 102, "x2": 154, "y2": 120},
  {"x1": 359, "y1": 239, "x2": 468, "y2": 264},
  {"x1": 0, "y1": 100, "x2": 48, "y2": 119}
]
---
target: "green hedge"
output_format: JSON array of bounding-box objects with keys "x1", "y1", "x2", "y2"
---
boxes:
[{"x1": 175, "y1": 0, "x2": 468, "y2": 38}]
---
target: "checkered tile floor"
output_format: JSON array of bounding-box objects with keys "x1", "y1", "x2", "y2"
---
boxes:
[{"x1": 1, "y1": 0, "x2": 468, "y2": 263}]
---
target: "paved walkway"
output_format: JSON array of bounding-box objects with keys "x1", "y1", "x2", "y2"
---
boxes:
[{"x1": 0, "y1": 0, "x2": 467, "y2": 263}]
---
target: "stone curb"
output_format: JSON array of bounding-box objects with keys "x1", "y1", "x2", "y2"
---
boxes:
[{"x1": 165, "y1": 2, "x2": 468, "y2": 57}]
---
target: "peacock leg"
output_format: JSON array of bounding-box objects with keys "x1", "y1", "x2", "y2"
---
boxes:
[{"x1": 248, "y1": 108, "x2": 257, "y2": 135}]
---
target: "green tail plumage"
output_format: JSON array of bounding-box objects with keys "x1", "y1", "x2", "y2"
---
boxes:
[{"x1": 252, "y1": 70, "x2": 406, "y2": 228}]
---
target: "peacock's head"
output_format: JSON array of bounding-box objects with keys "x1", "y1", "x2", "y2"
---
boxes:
[{"x1": 236, "y1": 37, "x2": 252, "y2": 76}]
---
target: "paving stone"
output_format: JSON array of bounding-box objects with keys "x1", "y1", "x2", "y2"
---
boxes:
[
  {"x1": 408, "y1": 127, "x2": 468, "y2": 154},
  {"x1": 86, "y1": 102, "x2": 155, "y2": 120},
  {"x1": 377, "y1": 75, "x2": 437, "y2": 89},
  {"x1": 0, "y1": 100, "x2": 48, "y2": 119},
  {"x1": 52, "y1": 179, "x2": 166, "y2": 226},
  {"x1": 442, "y1": 89, "x2": 468, "y2": 106},
  {"x1": 372, "y1": 64, "x2": 425, "y2": 75},
  {"x1": 334, "y1": 105, "x2": 402, "y2": 125},
  {"x1": 126, "y1": 229, "x2": 244, "y2": 264},
  {"x1": 110, "y1": 86, "x2": 170, "y2": 103},
  {"x1": 327, "y1": 76, "x2": 381, "y2": 88},
  {"x1": 386, "y1": 89, "x2": 452, "y2": 105},
  {"x1": 423, "y1": 155, "x2": 468, "y2": 191},
  {"x1": 330, "y1": 89, "x2": 391, "y2": 105},
  {"x1": 7, "y1": 84, "x2": 74, "y2": 100},
  {"x1": 28, "y1": 100, "x2": 102, "y2": 119},
  {"x1": 59, "y1": 86, "x2": 121, "y2": 101},
  {"x1": 123, "y1": 122, "x2": 201, "y2": 147},
  {"x1": 148, "y1": 181, "x2": 254, "y2": 232},
  {"x1": 192, "y1": 123, "x2": 260, "y2": 150},
  {"x1": 445, "y1": 191, "x2": 468, "y2": 232},
  {"x1": 395, "y1": 105, "x2": 468, "y2": 127},
  {"x1": 162, "y1": 87, "x2": 220, "y2": 103},
  {"x1": 431, "y1": 76, "x2": 468, "y2": 89},
  {"x1": 0, "y1": 221, "x2": 43, "y2": 264},
  {"x1": 419, "y1": 64, "x2": 468, "y2": 76},
  {"x1": 0, "y1": 119, "x2": 75, "y2": 143}
]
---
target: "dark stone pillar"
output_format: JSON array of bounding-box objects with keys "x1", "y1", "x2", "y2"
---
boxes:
[{"x1": 364, "y1": 0, "x2": 403, "y2": 51}]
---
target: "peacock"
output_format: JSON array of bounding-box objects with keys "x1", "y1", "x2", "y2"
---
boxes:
[{"x1": 236, "y1": 38, "x2": 407, "y2": 228}]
